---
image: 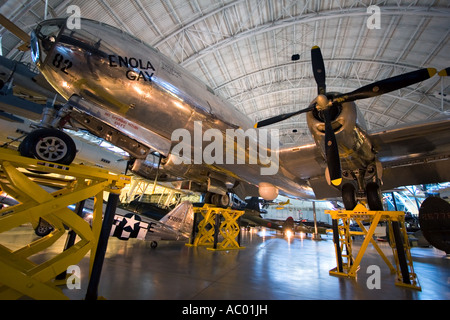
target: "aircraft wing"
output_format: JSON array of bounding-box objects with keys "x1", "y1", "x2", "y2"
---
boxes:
[
  {"x1": 279, "y1": 116, "x2": 450, "y2": 199},
  {"x1": 370, "y1": 116, "x2": 450, "y2": 190},
  {"x1": 278, "y1": 142, "x2": 336, "y2": 199}
]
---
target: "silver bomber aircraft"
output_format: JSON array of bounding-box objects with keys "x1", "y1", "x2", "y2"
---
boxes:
[{"x1": 11, "y1": 18, "x2": 450, "y2": 210}]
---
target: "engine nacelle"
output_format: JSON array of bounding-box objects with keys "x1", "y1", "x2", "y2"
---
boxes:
[{"x1": 306, "y1": 96, "x2": 375, "y2": 173}]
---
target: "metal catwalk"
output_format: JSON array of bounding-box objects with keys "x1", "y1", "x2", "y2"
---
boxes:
[{"x1": 1, "y1": 226, "x2": 448, "y2": 300}]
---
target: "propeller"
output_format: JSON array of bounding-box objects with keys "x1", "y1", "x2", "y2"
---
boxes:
[
  {"x1": 0, "y1": 14, "x2": 31, "y2": 51},
  {"x1": 254, "y1": 103, "x2": 315, "y2": 128},
  {"x1": 255, "y1": 46, "x2": 438, "y2": 187},
  {"x1": 438, "y1": 67, "x2": 449, "y2": 76},
  {"x1": 311, "y1": 46, "x2": 341, "y2": 186}
]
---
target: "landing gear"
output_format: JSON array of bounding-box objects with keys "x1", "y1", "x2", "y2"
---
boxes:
[
  {"x1": 366, "y1": 182, "x2": 383, "y2": 211},
  {"x1": 341, "y1": 181, "x2": 384, "y2": 211},
  {"x1": 340, "y1": 166, "x2": 384, "y2": 211},
  {"x1": 150, "y1": 241, "x2": 158, "y2": 249},
  {"x1": 204, "y1": 192, "x2": 231, "y2": 208},
  {"x1": 18, "y1": 128, "x2": 77, "y2": 165},
  {"x1": 342, "y1": 183, "x2": 357, "y2": 210},
  {"x1": 34, "y1": 218, "x2": 54, "y2": 236}
]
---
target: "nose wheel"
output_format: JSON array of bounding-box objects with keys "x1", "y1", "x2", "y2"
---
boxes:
[{"x1": 18, "y1": 128, "x2": 77, "y2": 165}]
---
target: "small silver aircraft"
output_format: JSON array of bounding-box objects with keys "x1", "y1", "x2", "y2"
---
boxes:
[
  {"x1": 6, "y1": 17, "x2": 450, "y2": 212},
  {"x1": 109, "y1": 201, "x2": 194, "y2": 248}
]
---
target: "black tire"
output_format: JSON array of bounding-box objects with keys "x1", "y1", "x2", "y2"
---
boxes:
[
  {"x1": 211, "y1": 193, "x2": 230, "y2": 208},
  {"x1": 19, "y1": 128, "x2": 77, "y2": 165},
  {"x1": 366, "y1": 182, "x2": 383, "y2": 211},
  {"x1": 342, "y1": 183, "x2": 357, "y2": 210},
  {"x1": 204, "y1": 192, "x2": 213, "y2": 204},
  {"x1": 150, "y1": 241, "x2": 158, "y2": 249},
  {"x1": 34, "y1": 218, "x2": 53, "y2": 237}
]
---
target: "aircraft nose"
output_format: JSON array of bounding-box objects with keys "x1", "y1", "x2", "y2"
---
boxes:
[{"x1": 31, "y1": 19, "x2": 65, "y2": 65}]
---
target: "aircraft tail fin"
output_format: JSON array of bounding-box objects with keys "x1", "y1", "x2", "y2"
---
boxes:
[{"x1": 160, "y1": 201, "x2": 194, "y2": 235}]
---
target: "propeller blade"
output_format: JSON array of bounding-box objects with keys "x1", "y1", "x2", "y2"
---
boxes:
[
  {"x1": 438, "y1": 67, "x2": 450, "y2": 76},
  {"x1": 311, "y1": 46, "x2": 326, "y2": 95},
  {"x1": 332, "y1": 68, "x2": 437, "y2": 104},
  {"x1": 0, "y1": 14, "x2": 30, "y2": 51},
  {"x1": 322, "y1": 108, "x2": 341, "y2": 186},
  {"x1": 254, "y1": 103, "x2": 315, "y2": 128}
]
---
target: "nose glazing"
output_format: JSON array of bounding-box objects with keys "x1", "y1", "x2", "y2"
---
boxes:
[{"x1": 31, "y1": 20, "x2": 65, "y2": 64}]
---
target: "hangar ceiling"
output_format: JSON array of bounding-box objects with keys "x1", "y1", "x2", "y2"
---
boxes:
[{"x1": 1, "y1": 0, "x2": 449, "y2": 145}]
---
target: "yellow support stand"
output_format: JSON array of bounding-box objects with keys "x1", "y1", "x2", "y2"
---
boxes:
[
  {"x1": 326, "y1": 204, "x2": 421, "y2": 290},
  {"x1": 0, "y1": 148, "x2": 130, "y2": 299},
  {"x1": 187, "y1": 204, "x2": 245, "y2": 250}
]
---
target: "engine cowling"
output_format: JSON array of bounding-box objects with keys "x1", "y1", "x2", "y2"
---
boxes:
[{"x1": 306, "y1": 96, "x2": 376, "y2": 173}]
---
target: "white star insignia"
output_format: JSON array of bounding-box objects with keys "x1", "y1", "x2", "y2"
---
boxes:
[{"x1": 123, "y1": 215, "x2": 139, "y2": 230}]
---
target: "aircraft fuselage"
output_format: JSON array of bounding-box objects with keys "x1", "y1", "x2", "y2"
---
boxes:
[
  {"x1": 31, "y1": 18, "x2": 318, "y2": 199},
  {"x1": 30, "y1": 18, "x2": 377, "y2": 201}
]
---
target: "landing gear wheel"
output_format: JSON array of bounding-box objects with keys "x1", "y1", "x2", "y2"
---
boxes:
[
  {"x1": 342, "y1": 183, "x2": 357, "y2": 210},
  {"x1": 19, "y1": 128, "x2": 77, "y2": 165},
  {"x1": 204, "y1": 192, "x2": 213, "y2": 204},
  {"x1": 150, "y1": 241, "x2": 158, "y2": 249},
  {"x1": 211, "y1": 194, "x2": 230, "y2": 208},
  {"x1": 366, "y1": 182, "x2": 383, "y2": 211},
  {"x1": 34, "y1": 218, "x2": 53, "y2": 237}
]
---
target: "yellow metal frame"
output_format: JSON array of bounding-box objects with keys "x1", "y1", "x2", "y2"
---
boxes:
[
  {"x1": 187, "y1": 204, "x2": 245, "y2": 250},
  {"x1": 0, "y1": 148, "x2": 130, "y2": 299},
  {"x1": 326, "y1": 204, "x2": 421, "y2": 290},
  {"x1": 188, "y1": 204, "x2": 217, "y2": 247}
]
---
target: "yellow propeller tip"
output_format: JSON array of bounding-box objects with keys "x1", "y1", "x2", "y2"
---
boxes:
[
  {"x1": 438, "y1": 69, "x2": 448, "y2": 77},
  {"x1": 312, "y1": 45, "x2": 319, "y2": 49},
  {"x1": 254, "y1": 123, "x2": 258, "y2": 128},
  {"x1": 427, "y1": 68, "x2": 437, "y2": 77},
  {"x1": 331, "y1": 178, "x2": 342, "y2": 186}
]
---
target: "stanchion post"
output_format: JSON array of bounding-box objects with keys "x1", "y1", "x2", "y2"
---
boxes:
[
  {"x1": 85, "y1": 192, "x2": 119, "y2": 300},
  {"x1": 391, "y1": 220, "x2": 411, "y2": 285},
  {"x1": 213, "y1": 213, "x2": 220, "y2": 250},
  {"x1": 332, "y1": 219, "x2": 343, "y2": 273}
]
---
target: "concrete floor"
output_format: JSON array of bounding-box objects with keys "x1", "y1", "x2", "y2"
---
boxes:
[{"x1": 1, "y1": 225, "x2": 449, "y2": 301}]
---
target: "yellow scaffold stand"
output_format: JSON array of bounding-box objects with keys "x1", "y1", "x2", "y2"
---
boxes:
[
  {"x1": 325, "y1": 204, "x2": 420, "y2": 290},
  {"x1": 0, "y1": 148, "x2": 130, "y2": 299},
  {"x1": 187, "y1": 204, "x2": 245, "y2": 251}
]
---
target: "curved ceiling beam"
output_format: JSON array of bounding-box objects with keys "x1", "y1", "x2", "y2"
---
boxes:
[
  {"x1": 230, "y1": 76, "x2": 441, "y2": 104},
  {"x1": 177, "y1": 6, "x2": 450, "y2": 67},
  {"x1": 214, "y1": 58, "x2": 432, "y2": 91},
  {"x1": 153, "y1": 0, "x2": 245, "y2": 47},
  {"x1": 234, "y1": 82, "x2": 444, "y2": 116}
]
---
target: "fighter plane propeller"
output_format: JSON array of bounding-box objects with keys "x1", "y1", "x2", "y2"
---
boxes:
[{"x1": 256, "y1": 46, "x2": 437, "y2": 187}]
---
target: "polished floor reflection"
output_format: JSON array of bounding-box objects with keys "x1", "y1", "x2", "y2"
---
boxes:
[{"x1": 1, "y1": 226, "x2": 449, "y2": 300}]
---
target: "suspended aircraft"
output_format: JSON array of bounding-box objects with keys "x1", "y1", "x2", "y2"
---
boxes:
[{"x1": 3, "y1": 17, "x2": 450, "y2": 214}]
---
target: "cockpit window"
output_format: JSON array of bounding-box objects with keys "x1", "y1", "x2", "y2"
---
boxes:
[
  {"x1": 38, "y1": 24, "x2": 61, "y2": 39},
  {"x1": 35, "y1": 20, "x2": 65, "y2": 52}
]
